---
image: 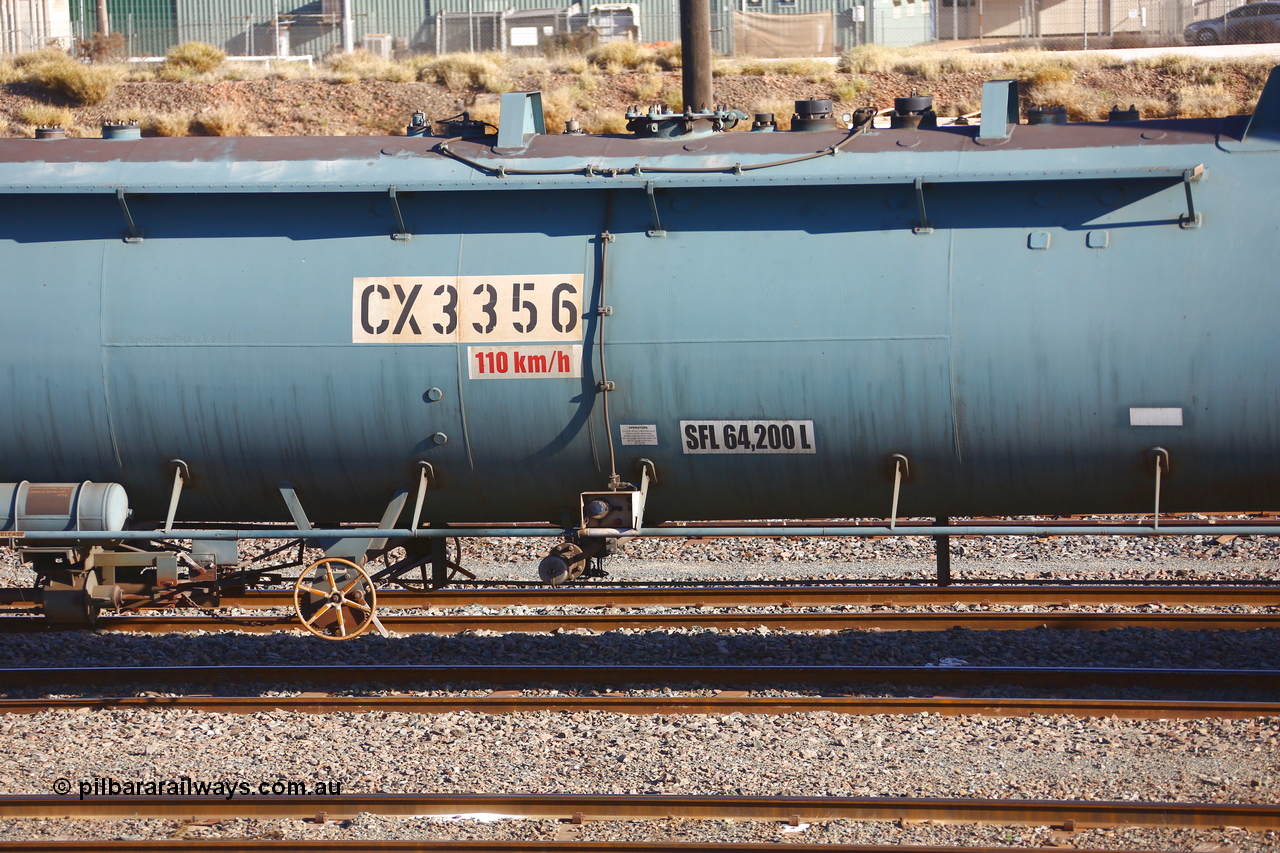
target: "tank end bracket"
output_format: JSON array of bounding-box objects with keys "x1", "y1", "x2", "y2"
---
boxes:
[{"x1": 1243, "y1": 64, "x2": 1280, "y2": 141}]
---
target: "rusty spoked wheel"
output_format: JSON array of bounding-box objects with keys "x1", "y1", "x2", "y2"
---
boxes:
[{"x1": 293, "y1": 558, "x2": 378, "y2": 640}]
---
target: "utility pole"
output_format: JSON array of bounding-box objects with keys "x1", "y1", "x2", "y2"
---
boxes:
[
  {"x1": 341, "y1": 0, "x2": 354, "y2": 52},
  {"x1": 679, "y1": 0, "x2": 712, "y2": 111},
  {"x1": 95, "y1": 0, "x2": 110, "y2": 39}
]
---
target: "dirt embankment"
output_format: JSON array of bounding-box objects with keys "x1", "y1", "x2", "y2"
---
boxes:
[{"x1": 0, "y1": 61, "x2": 1271, "y2": 138}]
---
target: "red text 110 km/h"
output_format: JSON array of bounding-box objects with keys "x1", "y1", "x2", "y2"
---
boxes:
[{"x1": 467, "y1": 345, "x2": 583, "y2": 379}]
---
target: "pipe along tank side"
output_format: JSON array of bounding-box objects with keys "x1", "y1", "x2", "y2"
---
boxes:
[{"x1": 0, "y1": 77, "x2": 1278, "y2": 625}]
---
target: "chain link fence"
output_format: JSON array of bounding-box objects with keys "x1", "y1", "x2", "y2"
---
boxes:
[
  {"x1": 0, "y1": 0, "x2": 1253, "y2": 59},
  {"x1": 934, "y1": 0, "x2": 1237, "y2": 46}
]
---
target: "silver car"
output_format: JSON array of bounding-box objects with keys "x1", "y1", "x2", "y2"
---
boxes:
[{"x1": 1184, "y1": 0, "x2": 1280, "y2": 44}]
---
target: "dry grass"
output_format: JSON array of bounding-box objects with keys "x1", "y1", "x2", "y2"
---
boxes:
[
  {"x1": 18, "y1": 104, "x2": 73, "y2": 127},
  {"x1": 548, "y1": 55, "x2": 589, "y2": 74},
  {"x1": 838, "y1": 44, "x2": 901, "y2": 74},
  {"x1": 753, "y1": 97, "x2": 796, "y2": 131},
  {"x1": 13, "y1": 47, "x2": 71, "y2": 68},
  {"x1": 144, "y1": 112, "x2": 193, "y2": 136},
  {"x1": 482, "y1": 90, "x2": 632, "y2": 135},
  {"x1": 653, "y1": 43, "x2": 681, "y2": 69},
  {"x1": 586, "y1": 40, "x2": 644, "y2": 70},
  {"x1": 594, "y1": 113, "x2": 629, "y2": 133},
  {"x1": 1131, "y1": 97, "x2": 1173, "y2": 118},
  {"x1": 837, "y1": 44, "x2": 1131, "y2": 80},
  {"x1": 945, "y1": 99, "x2": 982, "y2": 117},
  {"x1": 1020, "y1": 62, "x2": 1074, "y2": 89},
  {"x1": 535, "y1": 89, "x2": 575, "y2": 132},
  {"x1": 446, "y1": 94, "x2": 545, "y2": 134},
  {"x1": 1133, "y1": 52, "x2": 1198, "y2": 76},
  {"x1": 464, "y1": 101, "x2": 501, "y2": 129},
  {"x1": 193, "y1": 105, "x2": 250, "y2": 136},
  {"x1": 632, "y1": 75, "x2": 664, "y2": 101},
  {"x1": 108, "y1": 106, "x2": 146, "y2": 124},
  {"x1": 832, "y1": 78, "x2": 870, "y2": 102},
  {"x1": 1026, "y1": 80, "x2": 1106, "y2": 121},
  {"x1": 0, "y1": 44, "x2": 1268, "y2": 135},
  {"x1": 895, "y1": 55, "x2": 944, "y2": 80},
  {"x1": 76, "y1": 32, "x2": 127, "y2": 62},
  {"x1": 712, "y1": 58, "x2": 741, "y2": 77},
  {"x1": 325, "y1": 49, "x2": 415, "y2": 83},
  {"x1": 586, "y1": 40, "x2": 678, "y2": 72},
  {"x1": 1174, "y1": 83, "x2": 1239, "y2": 117},
  {"x1": 161, "y1": 41, "x2": 225, "y2": 77},
  {"x1": 737, "y1": 57, "x2": 836, "y2": 82},
  {"x1": 414, "y1": 52, "x2": 511, "y2": 92},
  {"x1": 25, "y1": 55, "x2": 119, "y2": 105}
]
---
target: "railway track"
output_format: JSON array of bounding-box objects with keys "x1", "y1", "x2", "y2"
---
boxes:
[
  {"x1": 0, "y1": 833, "x2": 1269, "y2": 852},
  {"x1": 0, "y1": 840, "x2": 1198, "y2": 845},
  {"x1": 3, "y1": 793, "x2": 1276, "y2": 827},
  {"x1": 159, "y1": 584, "x2": 1280, "y2": 609},
  {"x1": 3, "y1": 693, "x2": 1275, "y2": 720},
  {"x1": 4, "y1": 579, "x2": 1272, "y2": 849},
  {"x1": 5, "y1": 583, "x2": 1280, "y2": 611},
  {"x1": 3, "y1": 664, "x2": 1277, "y2": 691},
  {"x1": 2, "y1": 611, "x2": 1277, "y2": 633}
]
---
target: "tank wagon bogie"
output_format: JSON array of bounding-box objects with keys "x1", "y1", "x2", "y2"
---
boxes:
[{"x1": 2, "y1": 73, "x2": 1279, "y2": 635}]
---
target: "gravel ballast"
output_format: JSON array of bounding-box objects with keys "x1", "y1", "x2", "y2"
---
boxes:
[
  {"x1": 2, "y1": 707, "x2": 1276, "y2": 800},
  {"x1": 0, "y1": 708, "x2": 1276, "y2": 845},
  {"x1": 0, "y1": 816, "x2": 1275, "y2": 850},
  {"x1": 0, "y1": 540, "x2": 1277, "y2": 845}
]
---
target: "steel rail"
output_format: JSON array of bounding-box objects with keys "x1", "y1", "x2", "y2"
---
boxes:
[
  {"x1": 2, "y1": 665, "x2": 1276, "y2": 690},
  {"x1": 218, "y1": 585, "x2": 1280, "y2": 609},
  {"x1": 8, "y1": 584, "x2": 1280, "y2": 612},
  {"x1": 2, "y1": 794, "x2": 1276, "y2": 828},
  {"x1": 5, "y1": 521, "x2": 1280, "y2": 541},
  {"x1": 3, "y1": 612, "x2": 1277, "y2": 634},
  {"x1": 0, "y1": 840, "x2": 1172, "y2": 845},
  {"x1": 2, "y1": 693, "x2": 1274, "y2": 721}
]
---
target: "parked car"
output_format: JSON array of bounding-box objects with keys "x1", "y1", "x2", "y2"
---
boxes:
[{"x1": 1185, "y1": 1, "x2": 1280, "y2": 44}]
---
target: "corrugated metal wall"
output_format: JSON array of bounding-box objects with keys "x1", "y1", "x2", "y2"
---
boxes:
[
  {"x1": 3, "y1": 0, "x2": 74, "y2": 52},
  {"x1": 70, "y1": 0, "x2": 175, "y2": 55},
  {"x1": 168, "y1": 0, "x2": 335, "y2": 57},
  {"x1": 352, "y1": 0, "x2": 431, "y2": 50}
]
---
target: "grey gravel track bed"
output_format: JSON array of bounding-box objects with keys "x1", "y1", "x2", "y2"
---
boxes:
[
  {"x1": 1, "y1": 623, "x2": 1276, "y2": 671},
  {"x1": 5, "y1": 537, "x2": 1280, "y2": 589},
  {"x1": 1, "y1": 547, "x2": 1276, "y2": 844},
  {"x1": 2, "y1": 622, "x2": 1278, "y2": 702},
  {"x1": 14, "y1": 679, "x2": 1280, "y2": 702},
  {"x1": 0, "y1": 708, "x2": 1276, "y2": 800},
  {"x1": 0, "y1": 816, "x2": 1275, "y2": 850}
]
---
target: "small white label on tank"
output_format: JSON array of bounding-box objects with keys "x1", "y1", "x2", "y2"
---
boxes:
[
  {"x1": 680, "y1": 420, "x2": 817, "y2": 454},
  {"x1": 1129, "y1": 407, "x2": 1183, "y2": 426},
  {"x1": 620, "y1": 424, "x2": 659, "y2": 446}
]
